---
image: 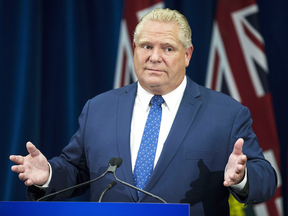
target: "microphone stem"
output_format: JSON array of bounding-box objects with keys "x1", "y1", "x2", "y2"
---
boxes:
[
  {"x1": 113, "y1": 172, "x2": 167, "y2": 204},
  {"x1": 37, "y1": 170, "x2": 108, "y2": 202},
  {"x1": 98, "y1": 188, "x2": 109, "y2": 202}
]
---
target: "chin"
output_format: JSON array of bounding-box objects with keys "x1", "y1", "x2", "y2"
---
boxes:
[{"x1": 146, "y1": 80, "x2": 163, "y2": 87}]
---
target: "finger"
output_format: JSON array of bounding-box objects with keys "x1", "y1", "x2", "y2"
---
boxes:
[
  {"x1": 11, "y1": 165, "x2": 25, "y2": 173},
  {"x1": 232, "y1": 138, "x2": 244, "y2": 155},
  {"x1": 229, "y1": 174, "x2": 235, "y2": 181},
  {"x1": 236, "y1": 155, "x2": 247, "y2": 166},
  {"x1": 9, "y1": 155, "x2": 24, "y2": 165},
  {"x1": 241, "y1": 155, "x2": 247, "y2": 163},
  {"x1": 18, "y1": 173, "x2": 27, "y2": 181},
  {"x1": 224, "y1": 173, "x2": 238, "y2": 187},
  {"x1": 223, "y1": 178, "x2": 234, "y2": 187},
  {"x1": 223, "y1": 181, "x2": 229, "y2": 187},
  {"x1": 25, "y1": 179, "x2": 34, "y2": 186},
  {"x1": 236, "y1": 164, "x2": 244, "y2": 173},
  {"x1": 26, "y1": 141, "x2": 40, "y2": 157}
]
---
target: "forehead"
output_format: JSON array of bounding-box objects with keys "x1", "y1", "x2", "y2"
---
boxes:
[{"x1": 138, "y1": 20, "x2": 180, "y2": 44}]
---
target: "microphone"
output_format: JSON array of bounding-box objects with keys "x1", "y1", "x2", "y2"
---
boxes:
[
  {"x1": 111, "y1": 157, "x2": 167, "y2": 204},
  {"x1": 37, "y1": 157, "x2": 117, "y2": 201},
  {"x1": 98, "y1": 181, "x2": 117, "y2": 202}
]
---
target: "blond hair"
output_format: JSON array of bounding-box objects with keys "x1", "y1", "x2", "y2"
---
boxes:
[{"x1": 133, "y1": 8, "x2": 192, "y2": 49}]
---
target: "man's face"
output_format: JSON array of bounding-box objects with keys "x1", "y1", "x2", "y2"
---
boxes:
[{"x1": 133, "y1": 20, "x2": 193, "y2": 95}]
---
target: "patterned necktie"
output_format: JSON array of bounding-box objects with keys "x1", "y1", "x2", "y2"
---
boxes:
[{"x1": 133, "y1": 95, "x2": 164, "y2": 198}]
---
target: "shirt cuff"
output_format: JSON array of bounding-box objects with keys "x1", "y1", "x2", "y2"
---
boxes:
[{"x1": 34, "y1": 162, "x2": 52, "y2": 189}]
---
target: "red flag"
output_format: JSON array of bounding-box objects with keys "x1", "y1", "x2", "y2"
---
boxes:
[
  {"x1": 206, "y1": 0, "x2": 283, "y2": 215},
  {"x1": 114, "y1": 0, "x2": 164, "y2": 88}
]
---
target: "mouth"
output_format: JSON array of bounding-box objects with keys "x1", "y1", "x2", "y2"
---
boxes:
[{"x1": 146, "y1": 68, "x2": 164, "y2": 73}]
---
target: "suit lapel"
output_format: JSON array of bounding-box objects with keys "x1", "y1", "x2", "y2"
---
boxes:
[
  {"x1": 140, "y1": 77, "x2": 202, "y2": 201},
  {"x1": 116, "y1": 83, "x2": 138, "y2": 201}
]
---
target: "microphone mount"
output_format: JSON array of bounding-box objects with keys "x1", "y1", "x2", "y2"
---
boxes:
[{"x1": 110, "y1": 157, "x2": 167, "y2": 204}]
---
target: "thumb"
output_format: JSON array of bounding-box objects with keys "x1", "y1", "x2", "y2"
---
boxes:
[
  {"x1": 233, "y1": 138, "x2": 244, "y2": 155},
  {"x1": 26, "y1": 141, "x2": 40, "y2": 157}
]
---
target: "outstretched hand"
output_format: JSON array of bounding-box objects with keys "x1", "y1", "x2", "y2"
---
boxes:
[
  {"x1": 10, "y1": 142, "x2": 50, "y2": 186},
  {"x1": 224, "y1": 138, "x2": 247, "y2": 187}
]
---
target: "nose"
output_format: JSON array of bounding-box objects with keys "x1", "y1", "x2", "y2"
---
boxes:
[{"x1": 149, "y1": 48, "x2": 162, "y2": 63}]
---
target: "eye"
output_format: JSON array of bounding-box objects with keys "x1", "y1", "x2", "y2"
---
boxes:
[
  {"x1": 166, "y1": 47, "x2": 173, "y2": 52},
  {"x1": 143, "y1": 45, "x2": 152, "y2": 50}
]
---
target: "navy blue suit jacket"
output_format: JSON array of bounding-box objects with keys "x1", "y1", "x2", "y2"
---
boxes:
[{"x1": 29, "y1": 76, "x2": 277, "y2": 215}]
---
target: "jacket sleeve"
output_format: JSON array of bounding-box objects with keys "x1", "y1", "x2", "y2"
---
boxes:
[{"x1": 228, "y1": 106, "x2": 277, "y2": 205}]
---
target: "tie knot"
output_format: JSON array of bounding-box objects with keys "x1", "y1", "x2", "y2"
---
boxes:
[{"x1": 151, "y1": 95, "x2": 164, "y2": 106}]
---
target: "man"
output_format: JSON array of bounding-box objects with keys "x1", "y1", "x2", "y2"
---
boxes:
[{"x1": 10, "y1": 8, "x2": 277, "y2": 215}]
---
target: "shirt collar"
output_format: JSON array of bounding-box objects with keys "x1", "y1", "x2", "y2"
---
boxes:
[{"x1": 137, "y1": 76, "x2": 187, "y2": 112}]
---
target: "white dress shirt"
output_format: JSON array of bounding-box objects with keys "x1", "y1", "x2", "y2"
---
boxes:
[{"x1": 130, "y1": 77, "x2": 187, "y2": 172}]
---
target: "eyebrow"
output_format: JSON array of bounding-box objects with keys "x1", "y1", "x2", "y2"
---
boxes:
[{"x1": 138, "y1": 40, "x2": 177, "y2": 47}]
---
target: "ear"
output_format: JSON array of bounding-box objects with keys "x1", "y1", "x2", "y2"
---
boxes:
[
  {"x1": 133, "y1": 42, "x2": 136, "y2": 52},
  {"x1": 132, "y1": 41, "x2": 136, "y2": 55},
  {"x1": 185, "y1": 45, "x2": 194, "y2": 67}
]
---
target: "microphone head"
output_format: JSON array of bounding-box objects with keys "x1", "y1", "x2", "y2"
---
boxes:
[
  {"x1": 106, "y1": 181, "x2": 117, "y2": 189},
  {"x1": 109, "y1": 157, "x2": 116, "y2": 166},
  {"x1": 114, "y1": 157, "x2": 123, "y2": 167},
  {"x1": 111, "y1": 181, "x2": 117, "y2": 187}
]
